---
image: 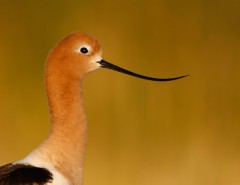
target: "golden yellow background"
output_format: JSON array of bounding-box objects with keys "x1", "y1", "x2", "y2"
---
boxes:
[{"x1": 0, "y1": 1, "x2": 239, "y2": 185}]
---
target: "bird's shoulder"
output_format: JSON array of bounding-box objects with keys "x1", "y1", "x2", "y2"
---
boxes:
[{"x1": 0, "y1": 163, "x2": 53, "y2": 185}]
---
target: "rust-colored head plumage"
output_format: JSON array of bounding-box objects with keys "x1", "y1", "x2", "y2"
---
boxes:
[
  {"x1": 46, "y1": 32, "x2": 188, "y2": 81},
  {"x1": 46, "y1": 32, "x2": 102, "y2": 79}
]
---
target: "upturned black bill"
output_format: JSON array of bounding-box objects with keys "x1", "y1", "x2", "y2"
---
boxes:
[{"x1": 98, "y1": 59, "x2": 188, "y2": 81}]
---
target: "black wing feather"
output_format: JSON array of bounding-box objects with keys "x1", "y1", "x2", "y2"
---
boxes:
[{"x1": 0, "y1": 163, "x2": 53, "y2": 185}]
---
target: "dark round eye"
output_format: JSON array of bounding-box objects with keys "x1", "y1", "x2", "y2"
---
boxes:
[{"x1": 80, "y1": 47, "x2": 89, "y2": 54}]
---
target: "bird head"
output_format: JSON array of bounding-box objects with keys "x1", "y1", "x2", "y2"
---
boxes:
[{"x1": 46, "y1": 32, "x2": 188, "y2": 81}]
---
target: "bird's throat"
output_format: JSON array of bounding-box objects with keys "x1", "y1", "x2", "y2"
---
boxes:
[{"x1": 42, "y1": 71, "x2": 87, "y2": 185}]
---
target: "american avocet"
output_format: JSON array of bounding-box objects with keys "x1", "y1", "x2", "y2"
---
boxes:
[{"x1": 0, "y1": 32, "x2": 187, "y2": 185}]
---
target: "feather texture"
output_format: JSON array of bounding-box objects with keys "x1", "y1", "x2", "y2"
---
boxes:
[{"x1": 0, "y1": 163, "x2": 53, "y2": 185}]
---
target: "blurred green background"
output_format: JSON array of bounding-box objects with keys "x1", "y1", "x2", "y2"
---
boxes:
[{"x1": 0, "y1": 0, "x2": 239, "y2": 185}]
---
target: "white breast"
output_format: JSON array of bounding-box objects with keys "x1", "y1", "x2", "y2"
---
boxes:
[{"x1": 15, "y1": 149, "x2": 69, "y2": 185}]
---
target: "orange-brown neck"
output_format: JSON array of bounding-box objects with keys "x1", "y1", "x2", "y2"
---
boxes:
[{"x1": 40, "y1": 61, "x2": 87, "y2": 185}]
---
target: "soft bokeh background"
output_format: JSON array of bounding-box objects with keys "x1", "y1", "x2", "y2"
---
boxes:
[{"x1": 0, "y1": 1, "x2": 239, "y2": 185}]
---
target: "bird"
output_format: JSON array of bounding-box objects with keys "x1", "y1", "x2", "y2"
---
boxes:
[{"x1": 0, "y1": 32, "x2": 187, "y2": 185}]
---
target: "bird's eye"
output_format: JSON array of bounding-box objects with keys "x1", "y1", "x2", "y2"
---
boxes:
[{"x1": 80, "y1": 47, "x2": 89, "y2": 54}]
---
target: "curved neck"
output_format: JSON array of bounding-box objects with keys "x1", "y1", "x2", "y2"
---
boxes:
[{"x1": 42, "y1": 69, "x2": 87, "y2": 185}]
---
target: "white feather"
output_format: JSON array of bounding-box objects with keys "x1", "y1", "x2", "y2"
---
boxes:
[{"x1": 15, "y1": 150, "x2": 69, "y2": 185}]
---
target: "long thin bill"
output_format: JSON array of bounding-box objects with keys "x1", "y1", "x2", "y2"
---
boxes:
[{"x1": 97, "y1": 59, "x2": 188, "y2": 81}]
